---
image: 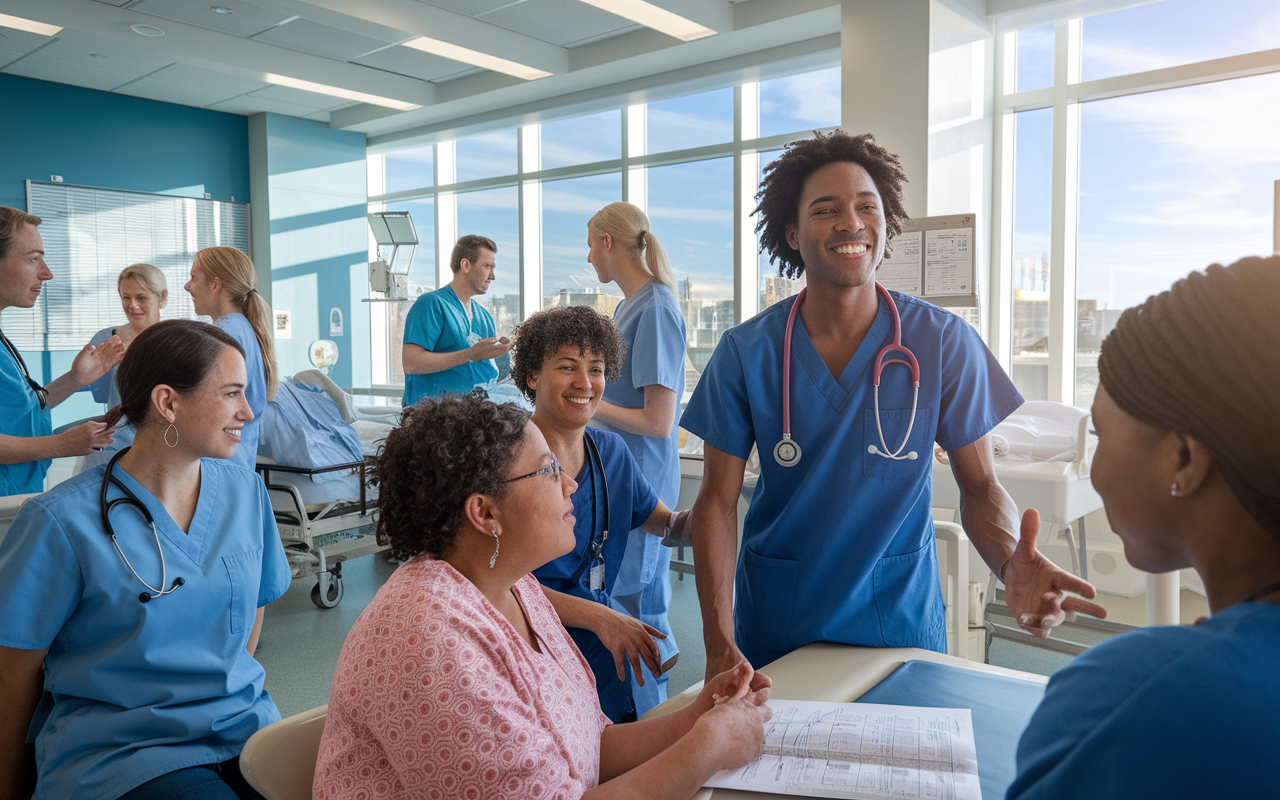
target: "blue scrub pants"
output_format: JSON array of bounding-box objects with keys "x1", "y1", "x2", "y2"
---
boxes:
[
  {"x1": 617, "y1": 546, "x2": 675, "y2": 716},
  {"x1": 115, "y1": 757, "x2": 264, "y2": 800}
]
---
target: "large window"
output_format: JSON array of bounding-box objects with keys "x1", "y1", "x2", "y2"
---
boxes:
[
  {"x1": 1010, "y1": 108, "x2": 1052, "y2": 402},
  {"x1": 542, "y1": 173, "x2": 622, "y2": 310},
  {"x1": 542, "y1": 111, "x2": 621, "y2": 170},
  {"x1": 646, "y1": 88, "x2": 734, "y2": 154},
  {"x1": 457, "y1": 187, "x2": 520, "y2": 337}
]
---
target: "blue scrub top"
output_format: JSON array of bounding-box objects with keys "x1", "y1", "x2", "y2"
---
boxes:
[
  {"x1": 0, "y1": 458, "x2": 292, "y2": 800},
  {"x1": 681, "y1": 290, "x2": 1022, "y2": 667},
  {"x1": 533, "y1": 427, "x2": 659, "y2": 722},
  {"x1": 1008, "y1": 602, "x2": 1280, "y2": 799},
  {"x1": 402, "y1": 285, "x2": 499, "y2": 406},
  {"x1": 86, "y1": 327, "x2": 122, "y2": 407},
  {"x1": 215, "y1": 313, "x2": 267, "y2": 469},
  {"x1": 0, "y1": 336, "x2": 52, "y2": 496}
]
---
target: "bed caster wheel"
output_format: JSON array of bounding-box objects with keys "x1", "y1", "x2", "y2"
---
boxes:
[{"x1": 311, "y1": 566, "x2": 344, "y2": 609}]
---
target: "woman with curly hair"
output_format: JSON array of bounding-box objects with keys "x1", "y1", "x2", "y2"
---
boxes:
[
  {"x1": 681, "y1": 130, "x2": 1101, "y2": 678},
  {"x1": 1008, "y1": 257, "x2": 1280, "y2": 799},
  {"x1": 509, "y1": 305, "x2": 690, "y2": 723},
  {"x1": 314, "y1": 392, "x2": 771, "y2": 800}
]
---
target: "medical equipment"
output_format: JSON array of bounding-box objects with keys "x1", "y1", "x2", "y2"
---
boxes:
[
  {"x1": 583, "y1": 433, "x2": 610, "y2": 593},
  {"x1": 367, "y1": 211, "x2": 418, "y2": 302},
  {"x1": 775, "y1": 282, "x2": 920, "y2": 467},
  {"x1": 100, "y1": 447, "x2": 184, "y2": 602}
]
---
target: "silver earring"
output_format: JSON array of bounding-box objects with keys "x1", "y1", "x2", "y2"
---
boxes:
[
  {"x1": 164, "y1": 423, "x2": 179, "y2": 448},
  {"x1": 1170, "y1": 482, "x2": 1180, "y2": 497},
  {"x1": 489, "y1": 529, "x2": 499, "y2": 569}
]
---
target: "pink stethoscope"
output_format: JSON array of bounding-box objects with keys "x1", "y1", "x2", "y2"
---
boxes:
[{"x1": 774, "y1": 282, "x2": 921, "y2": 467}]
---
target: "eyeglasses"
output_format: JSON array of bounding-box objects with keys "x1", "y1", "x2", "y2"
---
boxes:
[{"x1": 503, "y1": 454, "x2": 565, "y2": 484}]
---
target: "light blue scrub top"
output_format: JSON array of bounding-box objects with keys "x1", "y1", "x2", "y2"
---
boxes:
[
  {"x1": 0, "y1": 458, "x2": 292, "y2": 800},
  {"x1": 86, "y1": 326, "x2": 122, "y2": 407},
  {"x1": 533, "y1": 428, "x2": 660, "y2": 722},
  {"x1": 402, "y1": 285, "x2": 499, "y2": 407},
  {"x1": 0, "y1": 335, "x2": 52, "y2": 496},
  {"x1": 1008, "y1": 602, "x2": 1280, "y2": 799},
  {"x1": 681, "y1": 290, "x2": 1022, "y2": 667},
  {"x1": 215, "y1": 313, "x2": 267, "y2": 469}
]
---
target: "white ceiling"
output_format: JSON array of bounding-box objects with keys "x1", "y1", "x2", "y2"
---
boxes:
[{"x1": 0, "y1": 0, "x2": 1153, "y2": 135}]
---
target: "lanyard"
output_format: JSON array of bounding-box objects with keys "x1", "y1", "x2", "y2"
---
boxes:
[
  {"x1": 584, "y1": 433, "x2": 610, "y2": 593},
  {"x1": 0, "y1": 330, "x2": 48, "y2": 410}
]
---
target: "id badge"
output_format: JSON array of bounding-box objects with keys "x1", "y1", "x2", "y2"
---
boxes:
[
  {"x1": 466, "y1": 331, "x2": 481, "y2": 346},
  {"x1": 589, "y1": 561, "x2": 605, "y2": 593}
]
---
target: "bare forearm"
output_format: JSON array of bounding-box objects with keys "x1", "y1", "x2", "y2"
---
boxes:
[
  {"x1": 639, "y1": 501, "x2": 671, "y2": 537},
  {"x1": 401, "y1": 345, "x2": 470, "y2": 376},
  {"x1": 44, "y1": 372, "x2": 84, "y2": 408},
  {"x1": 958, "y1": 480, "x2": 1019, "y2": 575},
  {"x1": 0, "y1": 431, "x2": 72, "y2": 464},
  {"x1": 594, "y1": 705, "x2": 701, "y2": 787},
  {"x1": 541, "y1": 586, "x2": 604, "y2": 631},
  {"x1": 594, "y1": 401, "x2": 668, "y2": 439},
  {"x1": 246, "y1": 607, "x2": 265, "y2": 655},
  {"x1": 0, "y1": 649, "x2": 45, "y2": 800},
  {"x1": 693, "y1": 499, "x2": 738, "y2": 657}
]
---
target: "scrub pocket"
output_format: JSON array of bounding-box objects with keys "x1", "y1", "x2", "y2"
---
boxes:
[
  {"x1": 863, "y1": 407, "x2": 933, "y2": 480},
  {"x1": 871, "y1": 539, "x2": 946, "y2": 649},
  {"x1": 737, "y1": 546, "x2": 799, "y2": 660},
  {"x1": 222, "y1": 549, "x2": 264, "y2": 635}
]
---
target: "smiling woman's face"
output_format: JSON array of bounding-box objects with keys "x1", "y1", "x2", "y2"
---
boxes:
[{"x1": 527, "y1": 344, "x2": 606, "y2": 434}]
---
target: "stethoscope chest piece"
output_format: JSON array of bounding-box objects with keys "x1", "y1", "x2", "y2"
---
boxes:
[{"x1": 773, "y1": 436, "x2": 802, "y2": 468}]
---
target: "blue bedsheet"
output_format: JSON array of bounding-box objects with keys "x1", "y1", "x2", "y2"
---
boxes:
[{"x1": 258, "y1": 381, "x2": 365, "y2": 483}]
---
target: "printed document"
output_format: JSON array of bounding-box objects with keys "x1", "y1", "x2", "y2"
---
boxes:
[{"x1": 704, "y1": 699, "x2": 980, "y2": 799}]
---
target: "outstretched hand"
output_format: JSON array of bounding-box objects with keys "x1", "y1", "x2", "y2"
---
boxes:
[
  {"x1": 1003, "y1": 508, "x2": 1108, "y2": 637},
  {"x1": 70, "y1": 335, "x2": 124, "y2": 386}
]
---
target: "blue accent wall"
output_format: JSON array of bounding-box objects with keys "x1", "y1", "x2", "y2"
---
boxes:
[
  {"x1": 0, "y1": 73, "x2": 249, "y2": 208},
  {"x1": 0, "y1": 73, "x2": 250, "y2": 428}
]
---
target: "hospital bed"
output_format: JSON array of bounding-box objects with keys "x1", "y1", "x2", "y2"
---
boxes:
[{"x1": 256, "y1": 371, "x2": 399, "y2": 609}]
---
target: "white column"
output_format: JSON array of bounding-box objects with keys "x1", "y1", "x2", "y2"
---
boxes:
[
  {"x1": 1146, "y1": 571, "x2": 1181, "y2": 626},
  {"x1": 1047, "y1": 19, "x2": 1082, "y2": 405},
  {"x1": 736, "y1": 82, "x2": 761, "y2": 325},
  {"x1": 435, "y1": 140, "x2": 457, "y2": 290},
  {"x1": 519, "y1": 124, "x2": 542, "y2": 319},
  {"x1": 626, "y1": 104, "x2": 647, "y2": 212},
  {"x1": 990, "y1": 32, "x2": 1016, "y2": 370}
]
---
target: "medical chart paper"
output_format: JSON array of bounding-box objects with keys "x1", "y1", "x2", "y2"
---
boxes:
[
  {"x1": 923, "y1": 228, "x2": 973, "y2": 296},
  {"x1": 877, "y1": 230, "x2": 923, "y2": 294},
  {"x1": 704, "y1": 699, "x2": 980, "y2": 800}
]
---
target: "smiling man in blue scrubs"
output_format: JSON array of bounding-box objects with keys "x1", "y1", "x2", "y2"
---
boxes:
[
  {"x1": 683, "y1": 132, "x2": 1106, "y2": 676},
  {"x1": 401, "y1": 234, "x2": 514, "y2": 407}
]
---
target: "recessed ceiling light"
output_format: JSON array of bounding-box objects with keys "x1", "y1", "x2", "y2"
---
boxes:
[
  {"x1": 576, "y1": 0, "x2": 715, "y2": 41},
  {"x1": 211, "y1": 6, "x2": 233, "y2": 15},
  {"x1": 262, "y1": 73, "x2": 421, "y2": 112},
  {"x1": 402, "y1": 37, "x2": 551, "y2": 81},
  {"x1": 90, "y1": 53, "x2": 107, "y2": 59},
  {"x1": 0, "y1": 12, "x2": 63, "y2": 36},
  {"x1": 130, "y1": 23, "x2": 165, "y2": 37}
]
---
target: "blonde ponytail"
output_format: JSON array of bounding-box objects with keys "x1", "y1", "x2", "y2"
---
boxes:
[
  {"x1": 192, "y1": 247, "x2": 280, "y2": 401},
  {"x1": 589, "y1": 202, "x2": 677, "y2": 294}
]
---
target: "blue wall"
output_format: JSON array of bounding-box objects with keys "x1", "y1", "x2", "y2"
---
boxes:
[
  {"x1": 1, "y1": 73, "x2": 250, "y2": 427},
  {"x1": 0, "y1": 73, "x2": 249, "y2": 209}
]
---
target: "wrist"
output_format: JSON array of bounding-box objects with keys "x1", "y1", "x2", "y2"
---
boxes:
[{"x1": 1000, "y1": 557, "x2": 1011, "y2": 582}]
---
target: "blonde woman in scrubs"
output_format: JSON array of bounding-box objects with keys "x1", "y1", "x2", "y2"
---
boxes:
[
  {"x1": 86, "y1": 263, "x2": 168, "y2": 407},
  {"x1": 586, "y1": 202, "x2": 686, "y2": 715}
]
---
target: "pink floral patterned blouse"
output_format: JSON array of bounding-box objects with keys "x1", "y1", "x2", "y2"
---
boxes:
[{"x1": 314, "y1": 558, "x2": 611, "y2": 800}]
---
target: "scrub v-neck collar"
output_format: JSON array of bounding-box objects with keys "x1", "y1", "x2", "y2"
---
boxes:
[
  {"x1": 789, "y1": 292, "x2": 894, "y2": 413},
  {"x1": 110, "y1": 460, "x2": 220, "y2": 567},
  {"x1": 445, "y1": 285, "x2": 474, "y2": 329}
]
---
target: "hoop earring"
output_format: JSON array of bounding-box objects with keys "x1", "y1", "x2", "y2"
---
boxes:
[
  {"x1": 164, "y1": 423, "x2": 179, "y2": 448},
  {"x1": 489, "y1": 529, "x2": 500, "y2": 569}
]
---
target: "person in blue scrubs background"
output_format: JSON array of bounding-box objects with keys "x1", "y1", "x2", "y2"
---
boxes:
[
  {"x1": 511, "y1": 305, "x2": 689, "y2": 722},
  {"x1": 682, "y1": 131, "x2": 1106, "y2": 678},
  {"x1": 401, "y1": 234, "x2": 514, "y2": 407},
  {"x1": 1008, "y1": 256, "x2": 1280, "y2": 800},
  {"x1": 0, "y1": 206, "x2": 123, "y2": 497},
  {"x1": 183, "y1": 246, "x2": 277, "y2": 470},
  {"x1": 86, "y1": 263, "x2": 169, "y2": 408},
  {"x1": 586, "y1": 202, "x2": 687, "y2": 715},
  {"x1": 0, "y1": 318, "x2": 291, "y2": 800}
]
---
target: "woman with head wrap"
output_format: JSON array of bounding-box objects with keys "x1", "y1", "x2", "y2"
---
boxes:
[{"x1": 1007, "y1": 256, "x2": 1280, "y2": 799}]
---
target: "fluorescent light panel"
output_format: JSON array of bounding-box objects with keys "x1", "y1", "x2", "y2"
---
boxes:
[
  {"x1": 263, "y1": 73, "x2": 421, "y2": 112},
  {"x1": 402, "y1": 37, "x2": 551, "y2": 81},
  {"x1": 576, "y1": 0, "x2": 715, "y2": 42},
  {"x1": 0, "y1": 12, "x2": 63, "y2": 36}
]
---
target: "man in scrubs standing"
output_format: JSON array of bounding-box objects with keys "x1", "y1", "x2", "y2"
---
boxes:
[
  {"x1": 682, "y1": 132, "x2": 1106, "y2": 676},
  {"x1": 0, "y1": 207, "x2": 122, "y2": 497},
  {"x1": 401, "y1": 234, "x2": 513, "y2": 407}
]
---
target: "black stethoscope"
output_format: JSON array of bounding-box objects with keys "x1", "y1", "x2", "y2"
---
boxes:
[
  {"x1": 0, "y1": 329, "x2": 49, "y2": 410},
  {"x1": 101, "y1": 448, "x2": 185, "y2": 603},
  {"x1": 584, "y1": 433, "x2": 610, "y2": 595}
]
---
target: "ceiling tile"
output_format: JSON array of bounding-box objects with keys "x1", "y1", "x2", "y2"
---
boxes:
[
  {"x1": 88, "y1": 0, "x2": 132, "y2": 6},
  {"x1": 130, "y1": 0, "x2": 294, "y2": 38},
  {"x1": 421, "y1": 0, "x2": 518, "y2": 14},
  {"x1": 249, "y1": 83, "x2": 346, "y2": 110},
  {"x1": 303, "y1": 109, "x2": 331, "y2": 122},
  {"x1": 479, "y1": 0, "x2": 633, "y2": 47},
  {"x1": 34, "y1": 30, "x2": 173, "y2": 76},
  {"x1": 353, "y1": 45, "x2": 471, "y2": 82},
  {"x1": 147, "y1": 63, "x2": 270, "y2": 95},
  {"x1": 251, "y1": 18, "x2": 393, "y2": 61},
  {"x1": 0, "y1": 48, "x2": 29, "y2": 68},
  {"x1": 207, "y1": 93, "x2": 324, "y2": 118},
  {"x1": 3, "y1": 56, "x2": 136, "y2": 92},
  {"x1": 0, "y1": 27, "x2": 57, "y2": 54},
  {"x1": 114, "y1": 76, "x2": 236, "y2": 107}
]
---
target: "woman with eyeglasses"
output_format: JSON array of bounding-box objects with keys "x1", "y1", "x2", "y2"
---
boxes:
[
  {"x1": 315, "y1": 392, "x2": 771, "y2": 800},
  {"x1": 510, "y1": 305, "x2": 690, "y2": 723},
  {"x1": 0, "y1": 207, "x2": 123, "y2": 497},
  {"x1": 0, "y1": 319, "x2": 290, "y2": 800}
]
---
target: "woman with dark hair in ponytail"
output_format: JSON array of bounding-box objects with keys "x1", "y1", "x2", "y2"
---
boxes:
[
  {"x1": 1008, "y1": 256, "x2": 1280, "y2": 799},
  {"x1": 184, "y1": 247, "x2": 279, "y2": 469},
  {"x1": 0, "y1": 319, "x2": 291, "y2": 800}
]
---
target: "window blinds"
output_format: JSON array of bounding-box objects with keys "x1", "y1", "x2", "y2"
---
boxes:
[{"x1": 2, "y1": 181, "x2": 250, "y2": 351}]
